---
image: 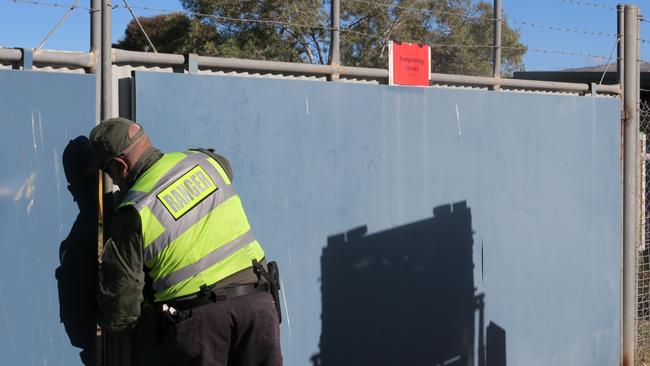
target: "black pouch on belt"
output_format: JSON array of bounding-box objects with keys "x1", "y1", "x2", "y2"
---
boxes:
[{"x1": 252, "y1": 259, "x2": 282, "y2": 324}]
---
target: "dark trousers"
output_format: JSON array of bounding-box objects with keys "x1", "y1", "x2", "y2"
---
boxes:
[{"x1": 161, "y1": 291, "x2": 282, "y2": 366}]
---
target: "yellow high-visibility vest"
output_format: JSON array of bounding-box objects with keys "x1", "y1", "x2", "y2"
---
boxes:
[{"x1": 120, "y1": 150, "x2": 265, "y2": 302}]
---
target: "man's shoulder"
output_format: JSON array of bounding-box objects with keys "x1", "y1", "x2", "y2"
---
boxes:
[{"x1": 191, "y1": 148, "x2": 233, "y2": 182}]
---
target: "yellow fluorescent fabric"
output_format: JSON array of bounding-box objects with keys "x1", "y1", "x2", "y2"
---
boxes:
[
  {"x1": 208, "y1": 159, "x2": 232, "y2": 185},
  {"x1": 155, "y1": 241, "x2": 265, "y2": 301},
  {"x1": 139, "y1": 206, "x2": 165, "y2": 248},
  {"x1": 126, "y1": 151, "x2": 265, "y2": 300},
  {"x1": 131, "y1": 152, "x2": 187, "y2": 193},
  {"x1": 148, "y1": 195, "x2": 250, "y2": 278},
  {"x1": 157, "y1": 165, "x2": 218, "y2": 219}
]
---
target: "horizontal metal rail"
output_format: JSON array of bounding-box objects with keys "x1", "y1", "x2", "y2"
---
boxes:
[
  {"x1": 0, "y1": 48, "x2": 22, "y2": 62},
  {"x1": 112, "y1": 48, "x2": 184, "y2": 66},
  {"x1": 196, "y1": 56, "x2": 388, "y2": 79},
  {"x1": 430, "y1": 73, "x2": 621, "y2": 94},
  {"x1": 0, "y1": 47, "x2": 92, "y2": 68},
  {"x1": 34, "y1": 49, "x2": 93, "y2": 68},
  {"x1": 0, "y1": 47, "x2": 621, "y2": 95}
]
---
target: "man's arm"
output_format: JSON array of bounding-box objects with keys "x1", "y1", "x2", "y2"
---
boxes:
[{"x1": 97, "y1": 205, "x2": 145, "y2": 333}]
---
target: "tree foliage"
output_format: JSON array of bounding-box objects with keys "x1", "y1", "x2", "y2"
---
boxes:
[{"x1": 115, "y1": 0, "x2": 526, "y2": 75}]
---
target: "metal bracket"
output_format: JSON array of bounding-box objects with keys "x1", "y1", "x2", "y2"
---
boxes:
[
  {"x1": 22, "y1": 48, "x2": 33, "y2": 70},
  {"x1": 328, "y1": 62, "x2": 340, "y2": 82},
  {"x1": 187, "y1": 53, "x2": 199, "y2": 74},
  {"x1": 622, "y1": 110, "x2": 631, "y2": 121}
]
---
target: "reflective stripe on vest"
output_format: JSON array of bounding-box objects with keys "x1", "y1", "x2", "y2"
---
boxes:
[{"x1": 121, "y1": 151, "x2": 264, "y2": 301}]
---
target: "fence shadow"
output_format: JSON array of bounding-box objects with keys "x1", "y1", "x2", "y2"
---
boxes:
[
  {"x1": 56, "y1": 136, "x2": 99, "y2": 365},
  {"x1": 312, "y1": 201, "x2": 503, "y2": 366}
]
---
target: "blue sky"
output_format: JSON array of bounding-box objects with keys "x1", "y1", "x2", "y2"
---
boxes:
[{"x1": 0, "y1": 0, "x2": 646, "y2": 71}]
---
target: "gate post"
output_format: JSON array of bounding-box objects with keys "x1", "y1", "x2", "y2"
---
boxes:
[{"x1": 623, "y1": 4, "x2": 640, "y2": 366}]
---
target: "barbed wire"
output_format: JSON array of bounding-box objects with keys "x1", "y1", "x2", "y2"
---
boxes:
[
  {"x1": 348, "y1": 0, "x2": 624, "y2": 42},
  {"x1": 509, "y1": 20, "x2": 615, "y2": 38},
  {"x1": 559, "y1": 0, "x2": 615, "y2": 10},
  {"x1": 7, "y1": 0, "x2": 90, "y2": 11},
  {"x1": 125, "y1": 4, "x2": 611, "y2": 60},
  {"x1": 5, "y1": 0, "x2": 629, "y2": 42},
  {"x1": 2, "y1": 0, "x2": 618, "y2": 62},
  {"x1": 506, "y1": 46, "x2": 608, "y2": 60},
  {"x1": 347, "y1": 0, "x2": 496, "y2": 21}
]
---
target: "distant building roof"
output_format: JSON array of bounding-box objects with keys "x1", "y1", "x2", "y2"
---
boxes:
[
  {"x1": 514, "y1": 62, "x2": 650, "y2": 88},
  {"x1": 559, "y1": 62, "x2": 650, "y2": 72}
]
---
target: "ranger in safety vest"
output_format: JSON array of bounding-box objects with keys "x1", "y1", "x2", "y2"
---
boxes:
[{"x1": 90, "y1": 117, "x2": 282, "y2": 366}]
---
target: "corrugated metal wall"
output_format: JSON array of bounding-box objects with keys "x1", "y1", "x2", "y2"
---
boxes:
[
  {"x1": 0, "y1": 69, "x2": 96, "y2": 365},
  {"x1": 132, "y1": 71, "x2": 622, "y2": 366}
]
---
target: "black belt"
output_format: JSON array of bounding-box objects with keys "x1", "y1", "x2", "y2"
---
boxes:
[{"x1": 163, "y1": 283, "x2": 270, "y2": 311}]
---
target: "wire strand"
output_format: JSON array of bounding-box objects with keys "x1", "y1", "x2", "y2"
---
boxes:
[
  {"x1": 125, "y1": 5, "x2": 611, "y2": 61},
  {"x1": 504, "y1": 46, "x2": 608, "y2": 60},
  {"x1": 8, "y1": 0, "x2": 630, "y2": 43},
  {"x1": 346, "y1": 0, "x2": 624, "y2": 41},
  {"x1": 35, "y1": 0, "x2": 81, "y2": 49},
  {"x1": 599, "y1": 36, "x2": 620, "y2": 85},
  {"x1": 6, "y1": 0, "x2": 614, "y2": 63},
  {"x1": 347, "y1": 0, "x2": 495, "y2": 21},
  {"x1": 123, "y1": 4, "x2": 484, "y2": 45},
  {"x1": 7, "y1": 0, "x2": 90, "y2": 11},
  {"x1": 122, "y1": 0, "x2": 158, "y2": 53},
  {"x1": 559, "y1": 0, "x2": 615, "y2": 10},
  {"x1": 509, "y1": 20, "x2": 615, "y2": 38}
]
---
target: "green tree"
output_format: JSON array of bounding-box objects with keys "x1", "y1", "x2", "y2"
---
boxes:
[
  {"x1": 115, "y1": 0, "x2": 526, "y2": 75},
  {"x1": 115, "y1": 13, "x2": 219, "y2": 55},
  {"x1": 341, "y1": 0, "x2": 525, "y2": 75}
]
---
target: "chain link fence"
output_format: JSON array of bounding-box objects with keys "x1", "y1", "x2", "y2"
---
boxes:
[{"x1": 638, "y1": 99, "x2": 650, "y2": 365}]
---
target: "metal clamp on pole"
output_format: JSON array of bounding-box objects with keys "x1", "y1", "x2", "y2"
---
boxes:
[
  {"x1": 21, "y1": 48, "x2": 33, "y2": 70},
  {"x1": 187, "y1": 53, "x2": 199, "y2": 74}
]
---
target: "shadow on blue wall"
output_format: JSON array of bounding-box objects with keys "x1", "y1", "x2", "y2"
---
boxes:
[
  {"x1": 56, "y1": 136, "x2": 99, "y2": 366},
  {"x1": 312, "y1": 201, "x2": 506, "y2": 366}
]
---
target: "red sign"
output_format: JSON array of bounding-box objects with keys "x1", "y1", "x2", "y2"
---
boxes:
[{"x1": 389, "y1": 41, "x2": 431, "y2": 86}]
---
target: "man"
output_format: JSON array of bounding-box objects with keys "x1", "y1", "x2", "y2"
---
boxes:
[{"x1": 90, "y1": 117, "x2": 282, "y2": 366}]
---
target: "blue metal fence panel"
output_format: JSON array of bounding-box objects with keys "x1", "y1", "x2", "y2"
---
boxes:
[
  {"x1": 0, "y1": 69, "x2": 96, "y2": 366},
  {"x1": 133, "y1": 71, "x2": 621, "y2": 366}
]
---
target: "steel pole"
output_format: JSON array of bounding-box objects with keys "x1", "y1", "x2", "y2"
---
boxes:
[
  {"x1": 91, "y1": 0, "x2": 101, "y2": 122},
  {"x1": 90, "y1": 3, "x2": 103, "y2": 366},
  {"x1": 623, "y1": 5, "x2": 639, "y2": 366},
  {"x1": 101, "y1": 2, "x2": 126, "y2": 365},
  {"x1": 492, "y1": 0, "x2": 501, "y2": 79},
  {"x1": 101, "y1": 0, "x2": 112, "y2": 121},
  {"x1": 329, "y1": 0, "x2": 340, "y2": 81},
  {"x1": 618, "y1": 4, "x2": 624, "y2": 89}
]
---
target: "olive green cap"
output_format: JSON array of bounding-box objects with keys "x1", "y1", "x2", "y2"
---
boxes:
[{"x1": 89, "y1": 117, "x2": 144, "y2": 167}]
